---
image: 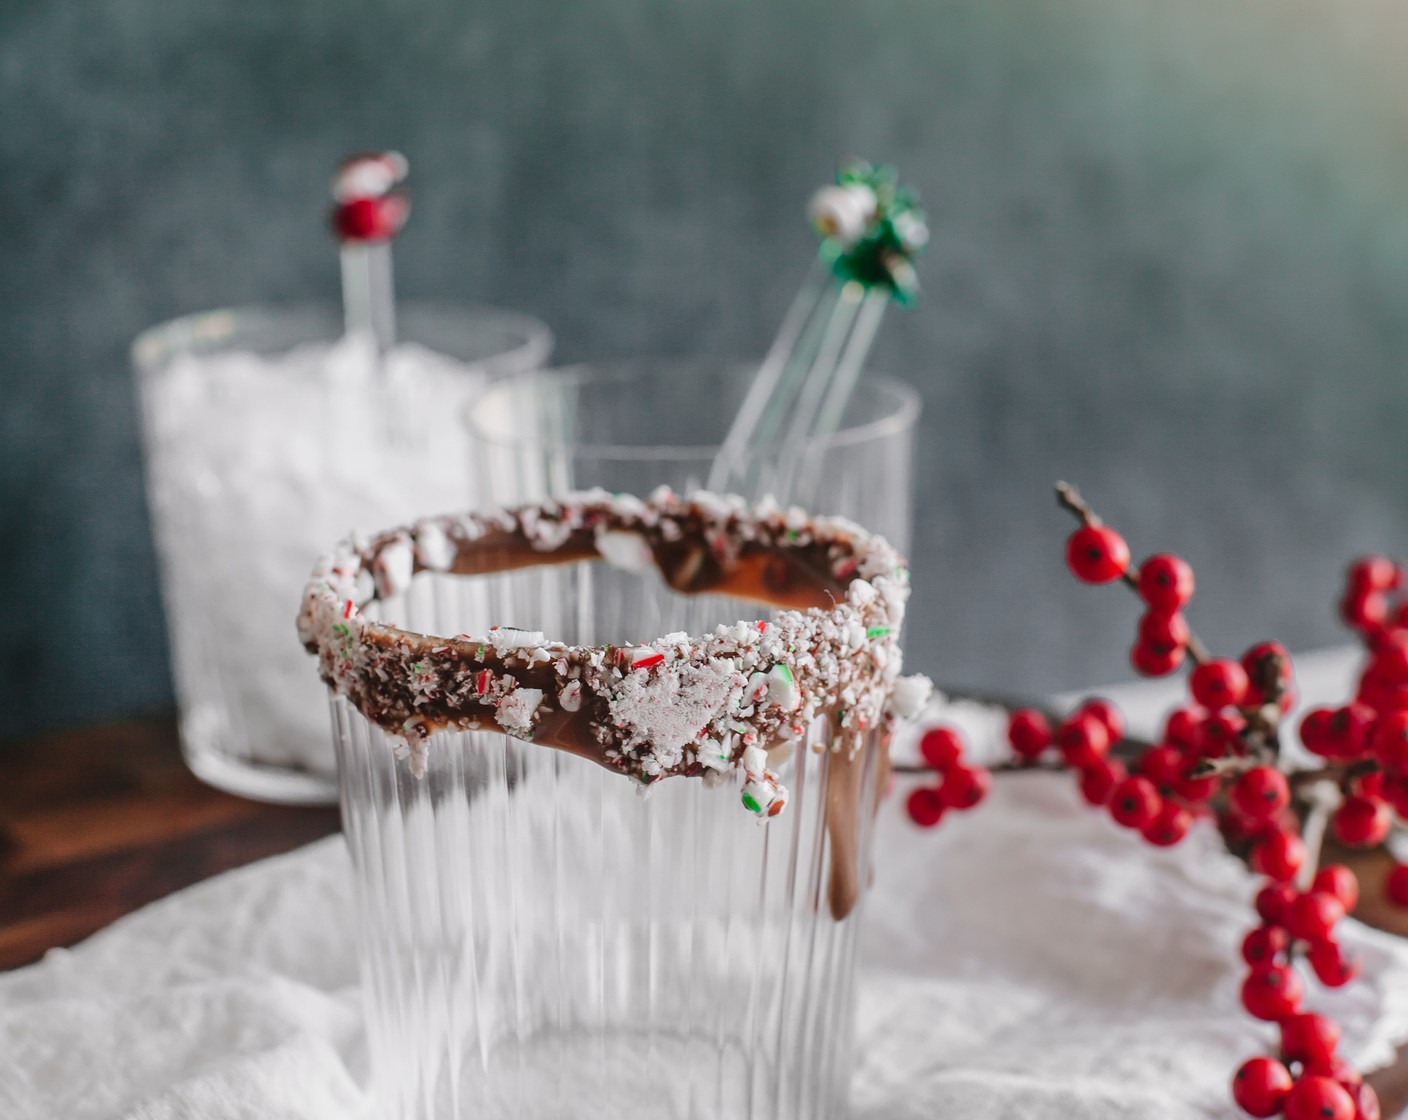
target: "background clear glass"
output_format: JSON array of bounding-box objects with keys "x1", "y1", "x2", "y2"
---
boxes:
[
  {"x1": 470, "y1": 359, "x2": 918, "y2": 554},
  {"x1": 331, "y1": 363, "x2": 919, "y2": 1118},
  {"x1": 135, "y1": 303, "x2": 552, "y2": 804}
]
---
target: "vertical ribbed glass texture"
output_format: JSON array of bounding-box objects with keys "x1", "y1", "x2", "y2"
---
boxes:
[
  {"x1": 333, "y1": 361, "x2": 918, "y2": 1116},
  {"x1": 335, "y1": 566, "x2": 887, "y2": 1120}
]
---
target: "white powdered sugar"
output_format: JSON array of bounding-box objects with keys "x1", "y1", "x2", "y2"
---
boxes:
[{"x1": 594, "y1": 528, "x2": 654, "y2": 572}]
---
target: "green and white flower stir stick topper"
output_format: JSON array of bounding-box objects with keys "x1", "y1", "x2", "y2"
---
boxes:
[{"x1": 708, "y1": 160, "x2": 927, "y2": 504}]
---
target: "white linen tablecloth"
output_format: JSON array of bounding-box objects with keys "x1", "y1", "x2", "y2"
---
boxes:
[{"x1": 5, "y1": 646, "x2": 1407, "y2": 1119}]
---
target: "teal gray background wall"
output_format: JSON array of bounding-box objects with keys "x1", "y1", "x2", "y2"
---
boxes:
[{"x1": 4, "y1": 1, "x2": 1408, "y2": 741}]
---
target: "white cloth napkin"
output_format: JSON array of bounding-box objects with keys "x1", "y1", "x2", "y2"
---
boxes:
[{"x1": 5, "y1": 647, "x2": 1407, "y2": 1119}]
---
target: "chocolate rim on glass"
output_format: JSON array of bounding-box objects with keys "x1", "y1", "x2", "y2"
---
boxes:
[{"x1": 305, "y1": 490, "x2": 930, "y2": 1120}]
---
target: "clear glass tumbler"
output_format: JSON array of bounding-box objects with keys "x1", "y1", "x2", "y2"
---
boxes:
[
  {"x1": 326, "y1": 371, "x2": 919, "y2": 1119},
  {"x1": 468, "y1": 359, "x2": 918, "y2": 554},
  {"x1": 135, "y1": 302, "x2": 552, "y2": 804}
]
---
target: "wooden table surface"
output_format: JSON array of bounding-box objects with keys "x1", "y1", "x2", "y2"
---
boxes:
[
  {"x1": 4, "y1": 715, "x2": 1408, "y2": 1113},
  {"x1": 0, "y1": 715, "x2": 341, "y2": 972}
]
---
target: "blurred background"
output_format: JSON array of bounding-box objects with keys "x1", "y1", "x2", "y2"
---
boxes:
[{"x1": 4, "y1": 0, "x2": 1408, "y2": 744}]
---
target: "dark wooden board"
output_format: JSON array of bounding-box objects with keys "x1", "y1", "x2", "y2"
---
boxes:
[{"x1": 0, "y1": 715, "x2": 341, "y2": 971}]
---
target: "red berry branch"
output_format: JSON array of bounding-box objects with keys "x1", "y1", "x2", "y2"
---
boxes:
[{"x1": 901, "y1": 481, "x2": 1408, "y2": 1120}]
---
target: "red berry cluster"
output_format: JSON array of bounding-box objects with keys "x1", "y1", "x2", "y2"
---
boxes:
[
  {"x1": 1008, "y1": 698, "x2": 1206, "y2": 845},
  {"x1": 902, "y1": 488, "x2": 1407, "y2": 1116},
  {"x1": 905, "y1": 727, "x2": 992, "y2": 827},
  {"x1": 1339, "y1": 557, "x2": 1406, "y2": 639},
  {"x1": 1298, "y1": 558, "x2": 1408, "y2": 893},
  {"x1": 1057, "y1": 490, "x2": 1404, "y2": 1119},
  {"x1": 1230, "y1": 863, "x2": 1377, "y2": 1119}
]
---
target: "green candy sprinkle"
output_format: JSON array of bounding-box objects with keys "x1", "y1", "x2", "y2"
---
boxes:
[
  {"x1": 741, "y1": 791, "x2": 763, "y2": 815},
  {"x1": 867, "y1": 626, "x2": 891, "y2": 637}
]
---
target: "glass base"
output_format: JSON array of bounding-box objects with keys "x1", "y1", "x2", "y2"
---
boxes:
[{"x1": 183, "y1": 740, "x2": 338, "y2": 805}]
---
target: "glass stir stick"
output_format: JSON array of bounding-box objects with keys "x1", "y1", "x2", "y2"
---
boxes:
[
  {"x1": 330, "y1": 151, "x2": 412, "y2": 443},
  {"x1": 707, "y1": 161, "x2": 927, "y2": 507}
]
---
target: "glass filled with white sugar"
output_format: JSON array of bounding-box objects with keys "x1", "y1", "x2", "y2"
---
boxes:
[{"x1": 134, "y1": 302, "x2": 552, "y2": 803}]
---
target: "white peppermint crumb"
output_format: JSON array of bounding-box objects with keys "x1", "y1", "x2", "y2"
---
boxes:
[
  {"x1": 532, "y1": 517, "x2": 574, "y2": 550},
  {"x1": 609, "y1": 662, "x2": 735, "y2": 769},
  {"x1": 610, "y1": 493, "x2": 648, "y2": 518},
  {"x1": 495, "y1": 688, "x2": 543, "y2": 736},
  {"x1": 559, "y1": 680, "x2": 583, "y2": 712},
  {"x1": 374, "y1": 538, "x2": 415, "y2": 599},
  {"x1": 595, "y1": 528, "x2": 654, "y2": 572},
  {"x1": 767, "y1": 664, "x2": 800, "y2": 710},
  {"x1": 695, "y1": 738, "x2": 730, "y2": 770},
  {"x1": 487, "y1": 627, "x2": 547, "y2": 649},
  {"x1": 847, "y1": 579, "x2": 878, "y2": 606},
  {"x1": 889, "y1": 673, "x2": 933, "y2": 719},
  {"x1": 413, "y1": 521, "x2": 456, "y2": 571},
  {"x1": 354, "y1": 568, "x2": 376, "y2": 603}
]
